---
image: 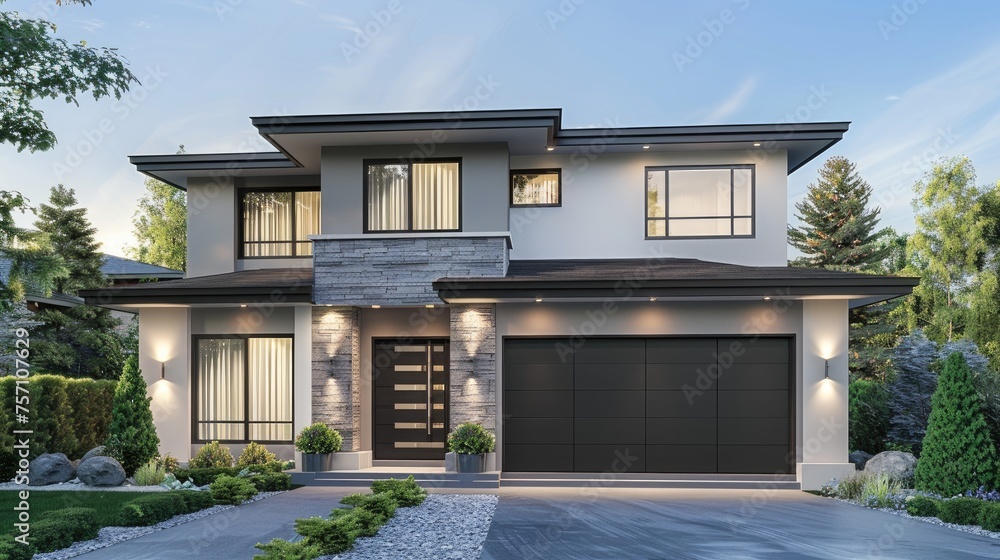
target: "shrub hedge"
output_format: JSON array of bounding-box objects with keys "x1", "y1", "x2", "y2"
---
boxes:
[
  {"x1": 119, "y1": 491, "x2": 213, "y2": 526},
  {"x1": 938, "y1": 497, "x2": 986, "y2": 525},
  {"x1": 0, "y1": 535, "x2": 34, "y2": 560},
  {"x1": 979, "y1": 503, "x2": 1000, "y2": 531},
  {"x1": 905, "y1": 496, "x2": 940, "y2": 517},
  {"x1": 0, "y1": 375, "x2": 115, "y2": 461},
  {"x1": 173, "y1": 461, "x2": 286, "y2": 486},
  {"x1": 248, "y1": 472, "x2": 292, "y2": 492},
  {"x1": 210, "y1": 475, "x2": 259, "y2": 505}
]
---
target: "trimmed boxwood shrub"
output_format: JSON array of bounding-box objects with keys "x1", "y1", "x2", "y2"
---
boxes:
[
  {"x1": 370, "y1": 476, "x2": 427, "y2": 507},
  {"x1": 979, "y1": 503, "x2": 1000, "y2": 531},
  {"x1": 248, "y1": 472, "x2": 292, "y2": 492},
  {"x1": 237, "y1": 442, "x2": 277, "y2": 467},
  {"x1": 177, "y1": 490, "x2": 216, "y2": 512},
  {"x1": 446, "y1": 422, "x2": 495, "y2": 455},
  {"x1": 905, "y1": 496, "x2": 940, "y2": 517},
  {"x1": 31, "y1": 513, "x2": 99, "y2": 553},
  {"x1": 0, "y1": 535, "x2": 35, "y2": 560},
  {"x1": 295, "y1": 423, "x2": 342, "y2": 454},
  {"x1": 938, "y1": 497, "x2": 986, "y2": 525},
  {"x1": 119, "y1": 492, "x2": 189, "y2": 526},
  {"x1": 211, "y1": 475, "x2": 258, "y2": 505},
  {"x1": 39, "y1": 507, "x2": 100, "y2": 540}
]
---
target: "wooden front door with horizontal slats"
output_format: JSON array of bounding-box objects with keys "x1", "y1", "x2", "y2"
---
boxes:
[{"x1": 373, "y1": 339, "x2": 449, "y2": 460}]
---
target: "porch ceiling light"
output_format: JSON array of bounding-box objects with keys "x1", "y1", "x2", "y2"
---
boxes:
[
  {"x1": 535, "y1": 297, "x2": 543, "y2": 303},
  {"x1": 763, "y1": 296, "x2": 771, "y2": 301},
  {"x1": 240, "y1": 303, "x2": 247, "y2": 308},
  {"x1": 425, "y1": 304, "x2": 435, "y2": 309},
  {"x1": 642, "y1": 145, "x2": 650, "y2": 149},
  {"x1": 546, "y1": 146, "x2": 555, "y2": 151},
  {"x1": 649, "y1": 297, "x2": 657, "y2": 302},
  {"x1": 372, "y1": 304, "x2": 381, "y2": 309},
  {"x1": 753, "y1": 142, "x2": 762, "y2": 147}
]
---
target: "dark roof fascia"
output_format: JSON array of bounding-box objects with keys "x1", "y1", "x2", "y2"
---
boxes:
[
  {"x1": 434, "y1": 276, "x2": 919, "y2": 301},
  {"x1": 129, "y1": 152, "x2": 298, "y2": 190},
  {"x1": 79, "y1": 285, "x2": 312, "y2": 306},
  {"x1": 250, "y1": 108, "x2": 564, "y2": 135}
]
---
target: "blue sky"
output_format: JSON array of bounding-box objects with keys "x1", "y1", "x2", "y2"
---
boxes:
[{"x1": 3, "y1": 0, "x2": 1000, "y2": 256}]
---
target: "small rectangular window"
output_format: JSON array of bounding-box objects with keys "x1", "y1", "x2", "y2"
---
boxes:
[
  {"x1": 240, "y1": 189, "x2": 320, "y2": 258},
  {"x1": 511, "y1": 169, "x2": 561, "y2": 207},
  {"x1": 645, "y1": 165, "x2": 754, "y2": 238}
]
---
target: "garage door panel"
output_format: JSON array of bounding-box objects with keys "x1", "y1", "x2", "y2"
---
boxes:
[
  {"x1": 646, "y1": 391, "x2": 716, "y2": 417},
  {"x1": 505, "y1": 364, "x2": 573, "y2": 391},
  {"x1": 718, "y1": 445, "x2": 790, "y2": 474},
  {"x1": 504, "y1": 418, "x2": 573, "y2": 445},
  {"x1": 575, "y1": 391, "x2": 645, "y2": 417},
  {"x1": 718, "y1": 390, "x2": 788, "y2": 417},
  {"x1": 574, "y1": 339, "x2": 645, "y2": 363},
  {"x1": 720, "y1": 338, "x2": 789, "y2": 364},
  {"x1": 717, "y1": 364, "x2": 789, "y2": 390},
  {"x1": 505, "y1": 445, "x2": 574, "y2": 472},
  {"x1": 646, "y1": 338, "x2": 717, "y2": 364},
  {"x1": 574, "y1": 445, "x2": 645, "y2": 472},
  {"x1": 647, "y1": 363, "x2": 716, "y2": 391},
  {"x1": 646, "y1": 418, "x2": 717, "y2": 445},
  {"x1": 647, "y1": 445, "x2": 717, "y2": 473},
  {"x1": 718, "y1": 418, "x2": 789, "y2": 445},
  {"x1": 505, "y1": 391, "x2": 573, "y2": 418},
  {"x1": 574, "y1": 418, "x2": 645, "y2": 444},
  {"x1": 575, "y1": 363, "x2": 644, "y2": 390},
  {"x1": 505, "y1": 339, "x2": 571, "y2": 365}
]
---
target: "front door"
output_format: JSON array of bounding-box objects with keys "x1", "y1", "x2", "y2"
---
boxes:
[{"x1": 373, "y1": 339, "x2": 449, "y2": 460}]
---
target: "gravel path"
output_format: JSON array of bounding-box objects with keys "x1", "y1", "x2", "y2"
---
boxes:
[
  {"x1": 322, "y1": 494, "x2": 498, "y2": 560},
  {"x1": 33, "y1": 491, "x2": 284, "y2": 560}
]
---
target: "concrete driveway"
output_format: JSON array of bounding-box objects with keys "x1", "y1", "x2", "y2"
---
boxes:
[{"x1": 480, "y1": 488, "x2": 1000, "y2": 560}]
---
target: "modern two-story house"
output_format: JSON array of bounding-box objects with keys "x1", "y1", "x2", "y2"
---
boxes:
[{"x1": 82, "y1": 108, "x2": 917, "y2": 489}]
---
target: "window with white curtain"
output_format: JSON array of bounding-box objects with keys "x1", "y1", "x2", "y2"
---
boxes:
[
  {"x1": 511, "y1": 169, "x2": 561, "y2": 207},
  {"x1": 646, "y1": 165, "x2": 754, "y2": 238},
  {"x1": 195, "y1": 336, "x2": 293, "y2": 443},
  {"x1": 365, "y1": 160, "x2": 460, "y2": 232},
  {"x1": 241, "y1": 189, "x2": 320, "y2": 257}
]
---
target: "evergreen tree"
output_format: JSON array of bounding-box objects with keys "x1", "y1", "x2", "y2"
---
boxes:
[
  {"x1": 33, "y1": 185, "x2": 104, "y2": 294},
  {"x1": 0, "y1": 191, "x2": 65, "y2": 311},
  {"x1": 788, "y1": 156, "x2": 890, "y2": 269},
  {"x1": 30, "y1": 185, "x2": 125, "y2": 377},
  {"x1": 126, "y1": 178, "x2": 187, "y2": 272},
  {"x1": 104, "y1": 355, "x2": 159, "y2": 475},
  {"x1": 941, "y1": 339, "x2": 1000, "y2": 451},
  {"x1": 914, "y1": 352, "x2": 999, "y2": 495},
  {"x1": 887, "y1": 331, "x2": 939, "y2": 450},
  {"x1": 849, "y1": 378, "x2": 890, "y2": 453}
]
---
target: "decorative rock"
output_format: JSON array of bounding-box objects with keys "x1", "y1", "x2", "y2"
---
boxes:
[
  {"x1": 849, "y1": 451, "x2": 874, "y2": 470},
  {"x1": 81, "y1": 446, "x2": 107, "y2": 462},
  {"x1": 28, "y1": 453, "x2": 75, "y2": 486},
  {"x1": 865, "y1": 450, "x2": 918, "y2": 479},
  {"x1": 78, "y1": 456, "x2": 127, "y2": 487}
]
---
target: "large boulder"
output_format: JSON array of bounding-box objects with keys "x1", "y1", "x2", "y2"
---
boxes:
[
  {"x1": 865, "y1": 450, "x2": 917, "y2": 480},
  {"x1": 849, "y1": 451, "x2": 874, "y2": 471},
  {"x1": 81, "y1": 446, "x2": 107, "y2": 462},
  {"x1": 28, "y1": 453, "x2": 75, "y2": 486},
  {"x1": 78, "y1": 456, "x2": 127, "y2": 487}
]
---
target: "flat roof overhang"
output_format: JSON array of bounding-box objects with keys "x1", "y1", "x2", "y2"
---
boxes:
[{"x1": 79, "y1": 268, "x2": 313, "y2": 306}]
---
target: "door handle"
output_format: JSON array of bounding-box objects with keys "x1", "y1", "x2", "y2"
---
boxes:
[{"x1": 426, "y1": 345, "x2": 432, "y2": 436}]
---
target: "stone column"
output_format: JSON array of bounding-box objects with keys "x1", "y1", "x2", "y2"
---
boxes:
[
  {"x1": 449, "y1": 304, "x2": 496, "y2": 431},
  {"x1": 312, "y1": 306, "x2": 361, "y2": 451}
]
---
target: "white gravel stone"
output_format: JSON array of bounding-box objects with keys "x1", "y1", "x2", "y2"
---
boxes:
[
  {"x1": 31, "y1": 491, "x2": 284, "y2": 560},
  {"x1": 322, "y1": 494, "x2": 498, "y2": 560},
  {"x1": 0, "y1": 481, "x2": 168, "y2": 492},
  {"x1": 833, "y1": 497, "x2": 1000, "y2": 540}
]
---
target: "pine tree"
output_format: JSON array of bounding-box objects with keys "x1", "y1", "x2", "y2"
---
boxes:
[
  {"x1": 914, "y1": 352, "x2": 999, "y2": 495},
  {"x1": 33, "y1": 185, "x2": 104, "y2": 294},
  {"x1": 788, "y1": 156, "x2": 890, "y2": 269},
  {"x1": 104, "y1": 355, "x2": 160, "y2": 475},
  {"x1": 887, "y1": 331, "x2": 939, "y2": 450}
]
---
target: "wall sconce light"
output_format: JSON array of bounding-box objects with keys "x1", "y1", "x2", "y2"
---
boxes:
[
  {"x1": 160, "y1": 362, "x2": 166, "y2": 380},
  {"x1": 824, "y1": 359, "x2": 830, "y2": 379}
]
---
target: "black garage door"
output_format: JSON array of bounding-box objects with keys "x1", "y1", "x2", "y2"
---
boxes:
[{"x1": 503, "y1": 337, "x2": 792, "y2": 474}]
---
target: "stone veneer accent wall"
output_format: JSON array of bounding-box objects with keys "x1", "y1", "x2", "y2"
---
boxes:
[
  {"x1": 312, "y1": 306, "x2": 361, "y2": 451},
  {"x1": 449, "y1": 304, "x2": 496, "y2": 431},
  {"x1": 313, "y1": 235, "x2": 508, "y2": 306}
]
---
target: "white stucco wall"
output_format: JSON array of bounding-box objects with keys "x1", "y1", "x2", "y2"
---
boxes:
[
  {"x1": 798, "y1": 299, "x2": 854, "y2": 488},
  {"x1": 138, "y1": 307, "x2": 191, "y2": 461},
  {"x1": 356, "y1": 306, "x2": 451, "y2": 452},
  {"x1": 508, "y1": 150, "x2": 789, "y2": 265},
  {"x1": 186, "y1": 177, "x2": 235, "y2": 278}
]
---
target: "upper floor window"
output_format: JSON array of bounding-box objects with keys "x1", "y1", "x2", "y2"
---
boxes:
[
  {"x1": 240, "y1": 188, "x2": 320, "y2": 258},
  {"x1": 511, "y1": 169, "x2": 561, "y2": 207},
  {"x1": 645, "y1": 165, "x2": 754, "y2": 239},
  {"x1": 365, "y1": 160, "x2": 460, "y2": 232}
]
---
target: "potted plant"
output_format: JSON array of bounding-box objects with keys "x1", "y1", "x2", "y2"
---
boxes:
[
  {"x1": 295, "y1": 423, "x2": 342, "y2": 472},
  {"x1": 447, "y1": 422, "x2": 495, "y2": 473}
]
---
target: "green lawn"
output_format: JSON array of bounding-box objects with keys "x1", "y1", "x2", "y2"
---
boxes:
[{"x1": 0, "y1": 491, "x2": 162, "y2": 536}]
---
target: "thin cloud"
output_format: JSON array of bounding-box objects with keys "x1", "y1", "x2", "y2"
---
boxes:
[
  {"x1": 885, "y1": 95, "x2": 900, "y2": 101},
  {"x1": 74, "y1": 18, "x2": 105, "y2": 32},
  {"x1": 704, "y1": 77, "x2": 758, "y2": 123}
]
